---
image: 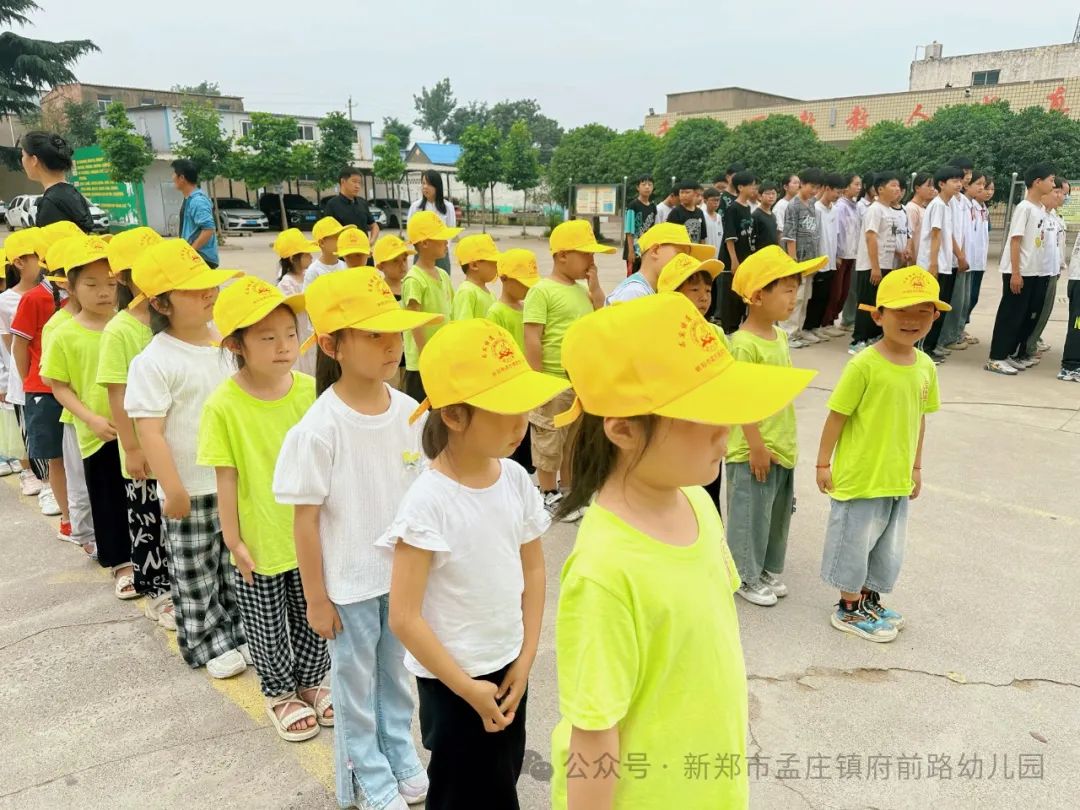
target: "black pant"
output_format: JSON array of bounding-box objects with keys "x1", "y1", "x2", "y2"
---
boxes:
[
  {"x1": 1063, "y1": 280, "x2": 1080, "y2": 372},
  {"x1": 923, "y1": 272, "x2": 957, "y2": 353},
  {"x1": 989, "y1": 275, "x2": 1047, "y2": 361},
  {"x1": 510, "y1": 424, "x2": 534, "y2": 474},
  {"x1": 803, "y1": 270, "x2": 834, "y2": 331},
  {"x1": 851, "y1": 269, "x2": 892, "y2": 345},
  {"x1": 703, "y1": 463, "x2": 723, "y2": 521},
  {"x1": 403, "y1": 369, "x2": 426, "y2": 403},
  {"x1": 966, "y1": 270, "x2": 985, "y2": 323},
  {"x1": 82, "y1": 440, "x2": 131, "y2": 568},
  {"x1": 713, "y1": 271, "x2": 746, "y2": 334},
  {"x1": 1016, "y1": 275, "x2": 1050, "y2": 360},
  {"x1": 417, "y1": 663, "x2": 527, "y2": 810},
  {"x1": 125, "y1": 477, "x2": 170, "y2": 598}
]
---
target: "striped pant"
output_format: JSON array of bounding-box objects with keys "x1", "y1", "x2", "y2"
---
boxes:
[
  {"x1": 164, "y1": 493, "x2": 246, "y2": 668},
  {"x1": 233, "y1": 568, "x2": 330, "y2": 698},
  {"x1": 12, "y1": 404, "x2": 48, "y2": 480}
]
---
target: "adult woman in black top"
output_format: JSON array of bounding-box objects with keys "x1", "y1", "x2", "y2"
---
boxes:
[{"x1": 21, "y1": 132, "x2": 94, "y2": 232}]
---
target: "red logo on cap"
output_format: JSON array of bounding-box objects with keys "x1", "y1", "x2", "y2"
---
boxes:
[{"x1": 907, "y1": 272, "x2": 927, "y2": 291}]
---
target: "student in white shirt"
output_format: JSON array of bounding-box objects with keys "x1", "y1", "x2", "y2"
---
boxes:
[
  {"x1": 655, "y1": 189, "x2": 678, "y2": 224},
  {"x1": 408, "y1": 170, "x2": 458, "y2": 274},
  {"x1": 1059, "y1": 230, "x2": 1080, "y2": 382},
  {"x1": 919, "y1": 166, "x2": 965, "y2": 360},
  {"x1": 303, "y1": 217, "x2": 352, "y2": 289},
  {"x1": 964, "y1": 177, "x2": 993, "y2": 329},
  {"x1": 773, "y1": 173, "x2": 800, "y2": 234},
  {"x1": 987, "y1": 163, "x2": 1056, "y2": 375},
  {"x1": 1024, "y1": 178, "x2": 1069, "y2": 359},
  {"x1": 850, "y1": 172, "x2": 909, "y2": 352},
  {"x1": 702, "y1": 187, "x2": 724, "y2": 252},
  {"x1": 940, "y1": 169, "x2": 985, "y2": 351},
  {"x1": 803, "y1": 173, "x2": 846, "y2": 340},
  {"x1": 381, "y1": 319, "x2": 567, "y2": 809}
]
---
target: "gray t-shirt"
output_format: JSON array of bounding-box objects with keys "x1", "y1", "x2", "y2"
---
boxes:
[{"x1": 781, "y1": 196, "x2": 821, "y2": 261}]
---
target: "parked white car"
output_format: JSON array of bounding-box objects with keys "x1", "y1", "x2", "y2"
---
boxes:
[
  {"x1": 216, "y1": 197, "x2": 269, "y2": 232},
  {"x1": 88, "y1": 205, "x2": 110, "y2": 234},
  {"x1": 5, "y1": 194, "x2": 39, "y2": 230}
]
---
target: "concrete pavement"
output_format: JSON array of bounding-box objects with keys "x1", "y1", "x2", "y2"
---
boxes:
[{"x1": 1, "y1": 226, "x2": 1078, "y2": 809}]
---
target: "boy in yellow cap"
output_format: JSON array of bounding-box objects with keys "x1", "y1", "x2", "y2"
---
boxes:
[
  {"x1": 548, "y1": 292, "x2": 814, "y2": 810},
  {"x1": 452, "y1": 233, "x2": 501, "y2": 320},
  {"x1": 726, "y1": 244, "x2": 824, "y2": 606},
  {"x1": 402, "y1": 210, "x2": 462, "y2": 400},
  {"x1": 606, "y1": 221, "x2": 720, "y2": 305},
  {"x1": 373, "y1": 235, "x2": 417, "y2": 390},
  {"x1": 335, "y1": 227, "x2": 371, "y2": 269},
  {"x1": 523, "y1": 220, "x2": 609, "y2": 520},
  {"x1": 304, "y1": 216, "x2": 353, "y2": 289},
  {"x1": 816, "y1": 266, "x2": 944, "y2": 642}
]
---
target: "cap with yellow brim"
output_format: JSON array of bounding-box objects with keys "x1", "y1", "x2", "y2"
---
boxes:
[
  {"x1": 857, "y1": 265, "x2": 952, "y2": 313},
  {"x1": 657, "y1": 253, "x2": 726, "y2": 293},
  {"x1": 549, "y1": 219, "x2": 616, "y2": 254},
  {"x1": 213, "y1": 275, "x2": 305, "y2": 339},
  {"x1": 373, "y1": 234, "x2": 415, "y2": 265},
  {"x1": 129, "y1": 239, "x2": 243, "y2": 307},
  {"x1": 731, "y1": 245, "x2": 825, "y2": 304},
  {"x1": 638, "y1": 221, "x2": 718, "y2": 262},
  {"x1": 407, "y1": 210, "x2": 463, "y2": 244}
]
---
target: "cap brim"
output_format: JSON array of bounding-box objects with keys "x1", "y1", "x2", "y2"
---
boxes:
[
  {"x1": 225, "y1": 293, "x2": 306, "y2": 337},
  {"x1": 336, "y1": 248, "x2": 370, "y2": 258},
  {"x1": 412, "y1": 226, "x2": 464, "y2": 243},
  {"x1": 464, "y1": 369, "x2": 572, "y2": 415},
  {"x1": 653, "y1": 362, "x2": 817, "y2": 426},
  {"x1": 173, "y1": 268, "x2": 245, "y2": 292},
  {"x1": 376, "y1": 247, "x2": 416, "y2": 264},
  {"x1": 570, "y1": 242, "x2": 617, "y2": 254},
  {"x1": 511, "y1": 275, "x2": 540, "y2": 288},
  {"x1": 346, "y1": 309, "x2": 444, "y2": 334},
  {"x1": 689, "y1": 244, "x2": 720, "y2": 261},
  {"x1": 795, "y1": 255, "x2": 829, "y2": 276},
  {"x1": 43, "y1": 275, "x2": 67, "y2": 284},
  {"x1": 859, "y1": 296, "x2": 952, "y2": 313}
]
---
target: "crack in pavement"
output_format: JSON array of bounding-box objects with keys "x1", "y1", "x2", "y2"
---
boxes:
[
  {"x1": 746, "y1": 665, "x2": 1080, "y2": 690},
  {"x1": 0, "y1": 616, "x2": 143, "y2": 653}
]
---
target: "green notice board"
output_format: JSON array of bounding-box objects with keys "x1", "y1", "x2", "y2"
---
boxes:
[{"x1": 70, "y1": 145, "x2": 147, "y2": 228}]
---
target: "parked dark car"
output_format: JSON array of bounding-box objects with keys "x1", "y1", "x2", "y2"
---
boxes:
[{"x1": 259, "y1": 193, "x2": 320, "y2": 231}]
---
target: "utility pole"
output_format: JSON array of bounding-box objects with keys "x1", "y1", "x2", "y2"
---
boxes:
[{"x1": 348, "y1": 95, "x2": 353, "y2": 121}]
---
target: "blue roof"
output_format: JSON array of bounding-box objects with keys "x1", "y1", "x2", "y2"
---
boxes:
[{"x1": 415, "y1": 142, "x2": 462, "y2": 165}]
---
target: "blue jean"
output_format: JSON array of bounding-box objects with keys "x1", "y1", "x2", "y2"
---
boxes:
[
  {"x1": 330, "y1": 594, "x2": 424, "y2": 809},
  {"x1": 938, "y1": 271, "x2": 972, "y2": 348},
  {"x1": 725, "y1": 461, "x2": 793, "y2": 583},
  {"x1": 820, "y1": 497, "x2": 908, "y2": 594},
  {"x1": 964, "y1": 270, "x2": 985, "y2": 324}
]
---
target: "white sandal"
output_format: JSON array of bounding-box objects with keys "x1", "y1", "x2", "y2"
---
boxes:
[
  {"x1": 113, "y1": 572, "x2": 138, "y2": 600},
  {"x1": 265, "y1": 692, "x2": 319, "y2": 742},
  {"x1": 299, "y1": 684, "x2": 334, "y2": 727}
]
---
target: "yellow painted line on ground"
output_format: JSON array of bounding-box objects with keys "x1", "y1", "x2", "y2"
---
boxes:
[{"x1": 923, "y1": 481, "x2": 1079, "y2": 527}]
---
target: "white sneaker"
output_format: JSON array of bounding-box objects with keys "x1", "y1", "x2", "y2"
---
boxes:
[
  {"x1": 19, "y1": 469, "x2": 42, "y2": 496},
  {"x1": 560, "y1": 505, "x2": 586, "y2": 523},
  {"x1": 1007, "y1": 356, "x2": 1031, "y2": 370},
  {"x1": 541, "y1": 490, "x2": 563, "y2": 514},
  {"x1": 1058, "y1": 368, "x2": 1080, "y2": 382},
  {"x1": 238, "y1": 642, "x2": 253, "y2": 666},
  {"x1": 789, "y1": 338, "x2": 809, "y2": 349},
  {"x1": 821, "y1": 325, "x2": 847, "y2": 338},
  {"x1": 985, "y1": 359, "x2": 1019, "y2": 375},
  {"x1": 736, "y1": 581, "x2": 778, "y2": 606},
  {"x1": 799, "y1": 330, "x2": 821, "y2": 344},
  {"x1": 144, "y1": 594, "x2": 177, "y2": 631},
  {"x1": 38, "y1": 486, "x2": 61, "y2": 516},
  {"x1": 760, "y1": 570, "x2": 788, "y2": 598},
  {"x1": 837, "y1": 321, "x2": 854, "y2": 332},
  {"x1": 0, "y1": 459, "x2": 14, "y2": 476},
  {"x1": 810, "y1": 328, "x2": 832, "y2": 341},
  {"x1": 848, "y1": 341, "x2": 867, "y2": 355},
  {"x1": 1023, "y1": 355, "x2": 1041, "y2": 367},
  {"x1": 398, "y1": 773, "x2": 430, "y2": 805},
  {"x1": 206, "y1": 649, "x2": 246, "y2": 679}
]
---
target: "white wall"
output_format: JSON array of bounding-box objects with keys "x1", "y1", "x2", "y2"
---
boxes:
[{"x1": 909, "y1": 42, "x2": 1080, "y2": 90}]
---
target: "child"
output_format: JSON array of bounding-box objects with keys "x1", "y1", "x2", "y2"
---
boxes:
[
  {"x1": 986, "y1": 164, "x2": 1055, "y2": 376},
  {"x1": 964, "y1": 177, "x2": 992, "y2": 330},
  {"x1": 1060, "y1": 231, "x2": 1080, "y2": 383},
  {"x1": 919, "y1": 166, "x2": 965, "y2": 360},
  {"x1": 198, "y1": 276, "x2": 330, "y2": 741},
  {"x1": 727, "y1": 245, "x2": 825, "y2": 606},
  {"x1": 274, "y1": 228, "x2": 319, "y2": 376},
  {"x1": 380, "y1": 318, "x2": 565, "y2": 809},
  {"x1": 903, "y1": 172, "x2": 936, "y2": 265},
  {"x1": 335, "y1": 226, "x2": 372, "y2": 269},
  {"x1": 773, "y1": 172, "x2": 801, "y2": 233},
  {"x1": 402, "y1": 210, "x2": 461, "y2": 401},
  {"x1": 0, "y1": 228, "x2": 47, "y2": 499},
  {"x1": 39, "y1": 236, "x2": 136, "y2": 598},
  {"x1": 665, "y1": 180, "x2": 708, "y2": 245},
  {"x1": 606, "y1": 221, "x2": 717, "y2": 305},
  {"x1": 752, "y1": 181, "x2": 780, "y2": 250},
  {"x1": 623, "y1": 174, "x2": 657, "y2": 276},
  {"x1": 816, "y1": 266, "x2": 943, "y2": 642},
  {"x1": 124, "y1": 239, "x2": 248, "y2": 678},
  {"x1": 781, "y1": 167, "x2": 825, "y2": 347},
  {"x1": 98, "y1": 226, "x2": 175, "y2": 626},
  {"x1": 654, "y1": 188, "x2": 677, "y2": 224},
  {"x1": 702, "y1": 187, "x2": 723, "y2": 254},
  {"x1": 803, "y1": 174, "x2": 845, "y2": 340},
  {"x1": 272, "y1": 268, "x2": 441, "y2": 809},
  {"x1": 452, "y1": 234, "x2": 500, "y2": 320},
  {"x1": 523, "y1": 220, "x2": 608, "y2": 521},
  {"x1": 487, "y1": 248, "x2": 540, "y2": 350},
  {"x1": 1023, "y1": 179, "x2": 1068, "y2": 360},
  {"x1": 375, "y1": 234, "x2": 416, "y2": 391},
  {"x1": 303, "y1": 216, "x2": 352, "y2": 289},
  {"x1": 942, "y1": 171, "x2": 988, "y2": 352},
  {"x1": 826, "y1": 173, "x2": 865, "y2": 330},
  {"x1": 722, "y1": 170, "x2": 759, "y2": 275},
  {"x1": 549, "y1": 292, "x2": 813, "y2": 809}
]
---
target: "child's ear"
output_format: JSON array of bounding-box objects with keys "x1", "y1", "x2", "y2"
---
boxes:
[
  {"x1": 870, "y1": 308, "x2": 884, "y2": 325},
  {"x1": 316, "y1": 332, "x2": 337, "y2": 359}
]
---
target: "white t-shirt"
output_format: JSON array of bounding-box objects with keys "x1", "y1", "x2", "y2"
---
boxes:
[
  {"x1": 375, "y1": 459, "x2": 549, "y2": 679},
  {"x1": 815, "y1": 201, "x2": 837, "y2": 271},
  {"x1": 917, "y1": 196, "x2": 955, "y2": 275},
  {"x1": 0, "y1": 289, "x2": 25, "y2": 405},
  {"x1": 773, "y1": 197, "x2": 791, "y2": 233},
  {"x1": 303, "y1": 257, "x2": 346, "y2": 290},
  {"x1": 408, "y1": 199, "x2": 457, "y2": 227},
  {"x1": 125, "y1": 331, "x2": 233, "y2": 497},
  {"x1": 966, "y1": 200, "x2": 989, "y2": 273},
  {"x1": 856, "y1": 202, "x2": 906, "y2": 272},
  {"x1": 273, "y1": 386, "x2": 425, "y2": 605},
  {"x1": 1068, "y1": 232, "x2": 1080, "y2": 282},
  {"x1": 1041, "y1": 211, "x2": 1065, "y2": 277},
  {"x1": 277, "y1": 273, "x2": 316, "y2": 376},
  {"x1": 703, "y1": 210, "x2": 723, "y2": 251},
  {"x1": 1000, "y1": 200, "x2": 1046, "y2": 277},
  {"x1": 655, "y1": 201, "x2": 673, "y2": 224},
  {"x1": 949, "y1": 195, "x2": 971, "y2": 260}
]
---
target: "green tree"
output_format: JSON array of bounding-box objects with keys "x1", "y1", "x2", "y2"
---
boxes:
[
  {"x1": 600, "y1": 130, "x2": 660, "y2": 189},
  {"x1": 1001, "y1": 107, "x2": 1080, "y2": 181},
  {"x1": 442, "y1": 100, "x2": 489, "y2": 144},
  {"x1": 373, "y1": 133, "x2": 407, "y2": 231},
  {"x1": 842, "y1": 120, "x2": 917, "y2": 176},
  {"x1": 905, "y1": 101, "x2": 1013, "y2": 181},
  {"x1": 170, "y1": 80, "x2": 221, "y2": 96},
  {"x1": 709, "y1": 115, "x2": 840, "y2": 183},
  {"x1": 58, "y1": 100, "x2": 99, "y2": 149},
  {"x1": 457, "y1": 123, "x2": 502, "y2": 231},
  {"x1": 175, "y1": 101, "x2": 236, "y2": 239},
  {"x1": 412, "y1": 77, "x2": 456, "y2": 142},
  {"x1": 381, "y1": 116, "x2": 412, "y2": 146},
  {"x1": 237, "y1": 112, "x2": 300, "y2": 230},
  {"x1": 489, "y1": 99, "x2": 564, "y2": 164},
  {"x1": 316, "y1": 111, "x2": 358, "y2": 192},
  {"x1": 97, "y1": 102, "x2": 154, "y2": 184},
  {"x1": 545, "y1": 123, "x2": 617, "y2": 206},
  {"x1": 501, "y1": 120, "x2": 540, "y2": 234},
  {"x1": 653, "y1": 118, "x2": 730, "y2": 194}
]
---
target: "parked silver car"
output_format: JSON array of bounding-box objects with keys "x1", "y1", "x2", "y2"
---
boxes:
[{"x1": 216, "y1": 197, "x2": 269, "y2": 232}]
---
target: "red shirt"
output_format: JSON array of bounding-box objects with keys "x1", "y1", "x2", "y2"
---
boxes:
[{"x1": 9, "y1": 282, "x2": 63, "y2": 394}]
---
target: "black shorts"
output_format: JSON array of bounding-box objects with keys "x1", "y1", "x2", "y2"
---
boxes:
[{"x1": 23, "y1": 392, "x2": 63, "y2": 460}]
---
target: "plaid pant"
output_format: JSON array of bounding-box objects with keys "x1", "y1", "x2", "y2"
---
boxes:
[
  {"x1": 164, "y1": 493, "x2": 246, "y2": 668},
  {"x1": 125, "y1": 477, "x2": 170, "y2": 599},
  {"x1": 233, "y1": 568, "x2": 330, "y2": 698}
]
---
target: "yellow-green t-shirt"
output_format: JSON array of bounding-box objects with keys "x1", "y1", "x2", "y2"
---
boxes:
[
  {"x1": 401, "y1": 264, "x2": 453, "y2": 371},
  {"x1": 96, "y1": 309, "x2": 153, "y2": 478},
  {"x1": 725, "y1": 326, "x2": 799, "y2": 469},
  {"x1": 522, "y1": 278, "x2": 593, "y2": 378},
  {"x1": 196, "y1": 372, "x2": 316, "y2": 575},
  {"x1": 485, "y1": 301, "x2": 525, "y2": 350},
  {"x1": 451, "y1": 279, "x2": 495, "y2": 321},
  {"x1": 827, "y1": 347, "x2": 940, "y2": 501},
  {"x1": 41, "y1": 308, "x2": 74, "y2": 425},
  {"x1": 551, "y1": 487, "x2": 747, "y2": 810},
  {"x1": 38, "y1": 318, "x2": 110, "y2": 459}
]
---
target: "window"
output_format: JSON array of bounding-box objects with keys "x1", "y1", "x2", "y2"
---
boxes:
[
  {"x1": 97, "y1": 94, "x2": 113, "y2": 112},
  {"x1": 972, "y1": 70, "x2": 1000, "y2": 87},
  {"x1": 296, "y1": 124, "x2": 315, "y2": 141},
  {"x1": 140, "y1": 97, "x2": 155, "y2": 106},
  {"x1": 241, "y1": 120, "x2": 253, "y2": 138}
]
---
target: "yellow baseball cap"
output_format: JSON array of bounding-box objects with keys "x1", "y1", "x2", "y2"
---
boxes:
[
  {"x1": 37, "y1": 221, "x2": 84, "y2": 258},
  {"x1": 859, "y1": 266, "x2": 952, "y2": 313},
  {"x1": 335, "y1": 227, "x2": 372, "y2": 258},
  {"x1": 410, "y1": 319, "x2": 571, "y2": 424},
  {"x1": 549, "y1": 219, "x2": 616, "y2": 255},
  {"x1": 4, "y1": 227, "x2": 42, "y2": 263},
  {"x1": 407, "y1": 210, "x2": 463, "y2": 244},
  {"x1": 454, "y1": 233, "x2": 502, "y2": 266},
  {"x1": 657, "y1": 253, "x2": 725, "y2": 293},
  {"x1": 64, "y1": 235, "x2": 111, "y2": 272},
  {"x1": 497, "y1": 248, "x2": 540, "y2": 288},
  {"x1": 107, "y1": 227, "x2": 163, "y2": 274},
  {"x1": 638, "y1": 222, "x2": 717, "y2": 262},
  {"x1": 130, "y1": 239, "x2": 243, "y2": 306},
  {"x1": 213, "y1": 275, "x2": 305, "y2": 339},
  {"x1": 731, "y1": 245, "x2": 825, "y2": 304},
  {"x1": 43, "y1": 235, "x2": 83, "y2": 281},
  {"x1": 273, "y1": 228, "x2": 318, "y2": 259},
  {"x1": 312, "y1": 216, "x2": 356, "y2": 244},
  {"x1": 554, "y1": 292, "x2": 816, "y2": 428},
  {"x1": 302, "y1": 267, "x2": 443, "y2": 353},
  {"x1": 373, "y1": 234, "x2": 415, "y2": 265}
]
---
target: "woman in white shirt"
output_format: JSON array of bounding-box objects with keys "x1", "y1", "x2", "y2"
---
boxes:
[{"x1": 407, "y1": 171, "x2": 457, "y2": 273}]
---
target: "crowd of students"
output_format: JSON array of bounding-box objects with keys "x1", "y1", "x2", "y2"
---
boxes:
[{"x1": 0, "y1": 152, "x2": 1067, "y2": 808}]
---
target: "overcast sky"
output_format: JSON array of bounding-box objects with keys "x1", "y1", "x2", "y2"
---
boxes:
[{"x1": 30, "y1": 1, "x2": 1079, "y2": 138}]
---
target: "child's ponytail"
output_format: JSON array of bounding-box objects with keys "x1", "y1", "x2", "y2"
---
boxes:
[
  {"x1": 277, "y1": 256, "x2": 293, "y2": 282},
  {"x1": 315, "y1": 332, "x2": 342, "y2": 396},
  {"x1": 115, "y1": 269, "x2": 135, "y2": 310}
]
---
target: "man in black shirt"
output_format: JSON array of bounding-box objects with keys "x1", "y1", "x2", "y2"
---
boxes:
[
  {"x1": 715, "y1": 170, "x2": 758, "y2": 331},
  {"x1": 752, "y1": 180, "x2": 780, "y2": 249},
  {"x1": 665, "y1": 180, "x2": 708, "y2": 245},
  {"x1": 623, "y1": 174, "x2": 657, "y2": 276},
  {"x1": 322, "y1": 167, "x2": 379, "y2": 244},
  {"x1": 718, "y1": 162, "x2": 746, "y2": 216}
]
